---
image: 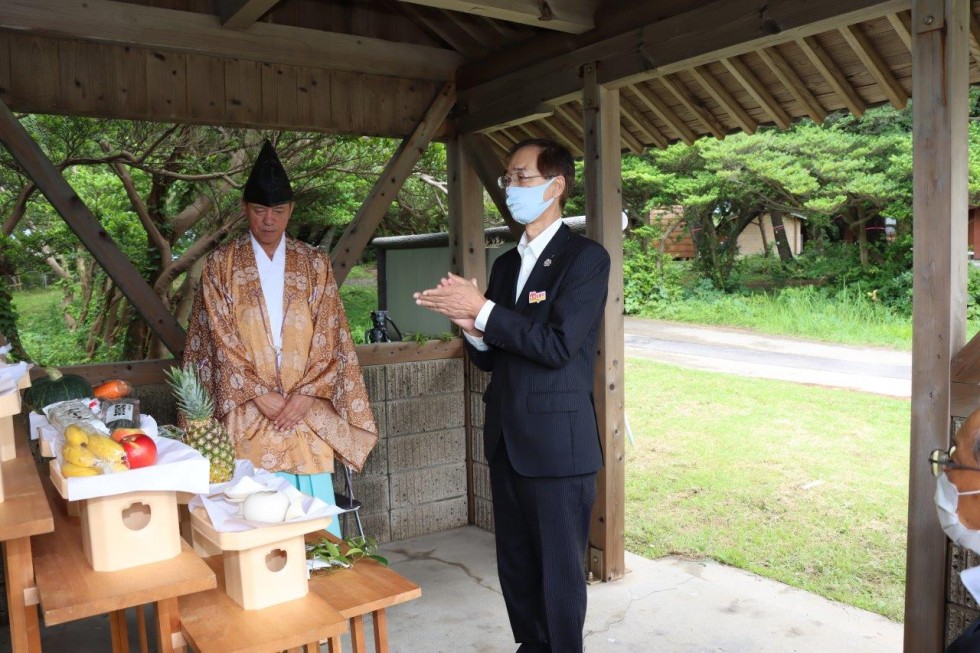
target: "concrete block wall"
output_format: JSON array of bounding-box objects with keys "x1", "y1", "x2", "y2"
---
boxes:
[
  {"x1": 469, "y1": 362, "x2": 494, "y2": 533},
  {"x1": 335, "y1": 358, "x2": 469, "y2": 543}
]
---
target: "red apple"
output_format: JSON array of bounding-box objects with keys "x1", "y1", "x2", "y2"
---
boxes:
[
  {"x1": 111, "y1": 427, "x2": 145, "y2": 442},
  {"x1": 116, "y1": 432, "x2": 157, "y2": 469}
]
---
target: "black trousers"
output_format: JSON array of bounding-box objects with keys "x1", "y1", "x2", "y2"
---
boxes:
[
  {"x1": 949, "y1": 617, "x2": 980, "y2": 653},
  {"x1": 490, "y1": 441, "x2": 598, "y2": 653}
]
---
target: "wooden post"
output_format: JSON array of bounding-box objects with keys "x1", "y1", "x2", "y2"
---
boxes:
[
  {"x1": 582, "y1": 62, "x2": 625, "y2": 582},
  {"x1": 461, "y1": 133, "x2": 523, "y2": 241},
  {"x1": 906, "y1": 0, "x2": 970, "y2": 651},
  {"x1": 0, "y1": 96, "x2": 186, "y2": 355},
  {"x1": 447, "y1": 134, "x2": 487, "y2": 527}
]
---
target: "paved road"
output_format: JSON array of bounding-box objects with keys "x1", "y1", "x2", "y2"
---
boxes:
[{"x1": 624, "y1": 317, "x2": 912, "y2": 398}]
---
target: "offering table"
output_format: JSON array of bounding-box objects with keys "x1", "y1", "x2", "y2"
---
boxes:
[
  {"x1": 178, "y1": 555, "x2": 348, "y2": 652},
  {"x1": 305, "y1": 532, "x2": 422, "y2": 653},
  {"x1": 31, "y1": 473, "x2": 216, "y2": 652},
  {"x1": 1, "y1": 425, "x2": 54, "y2": 653}
]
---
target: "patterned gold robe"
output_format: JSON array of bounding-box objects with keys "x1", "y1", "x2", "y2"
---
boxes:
[{"x1": 183, "y1": 235, "x2": 377, "y2": 474}]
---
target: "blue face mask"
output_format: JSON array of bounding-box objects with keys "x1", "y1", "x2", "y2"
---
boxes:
[{"x1": 505, "y1": 178, "x2": 557, "y2": 225}]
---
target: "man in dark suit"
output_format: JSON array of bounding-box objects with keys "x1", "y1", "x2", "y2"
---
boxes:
[{"x1": 414, "y1": 138, "x2": 610, "y2": 652}]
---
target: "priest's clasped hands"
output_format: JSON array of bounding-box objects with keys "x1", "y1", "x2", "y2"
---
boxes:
[
  {"x1": 254, "y1": 392, "x2": 314, "y2": 432},
  {"x1": 413, "y1": 272, "x2": 486, "y2": 336}
]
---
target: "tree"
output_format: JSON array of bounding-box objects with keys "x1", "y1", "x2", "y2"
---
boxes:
[{"x1": 0, "y1": 116, "x2": 451, "y2": 362}]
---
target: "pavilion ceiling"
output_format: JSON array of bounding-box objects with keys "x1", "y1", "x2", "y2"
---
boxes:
[{"x1": 2, "y1": 1, "x2": 980, "y2": 156}]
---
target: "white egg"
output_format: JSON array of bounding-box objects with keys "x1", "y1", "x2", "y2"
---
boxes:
[{"x1": 242, "y1": 490, "x2": 290, "y2": 523}]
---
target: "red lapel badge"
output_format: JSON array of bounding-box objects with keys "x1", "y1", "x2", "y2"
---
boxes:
[{"x1": 529, "y1": 290, "x2": 546, "y2": 304}]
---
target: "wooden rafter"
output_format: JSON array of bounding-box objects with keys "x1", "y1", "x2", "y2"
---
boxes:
[
  {"x1": 618, "y1": 93, "x2": 669, "y2": 149},
  {"x1": 330, "y1": 83, "x2": 456, "y2": 285},
  {"x1": 456, "y1": 0, "x2": 906, "y2": 132},
  {"x1": 0, "y1": 96, "x2": 186, "y2": 355},
  {"x1": 396, "y1": 2, "x2": 489, "y2": 59},
  {"x1": 627, "y1": 84, "x2": 696, "y2": 145},
  {"x1": 755, "y1": 46, "x2": 828, "y2": 124},
  {"x1": 449, "y1": 10, "x2": 503, "y2": 50},
  {"x1": 969, "y1": 11, "x2": 980, "y2": 68},
  {"x1": 721, "y1": 55, "x2": 792, "y2": 130},
  {"x1": 553, "y1": 104, "x2": 588, "y2": 149},
  {"x1": 887, "y1": 11, "x2": 913, "y2": 51},
  {"x1": 657, "y1": 75, "x2": 726, "y2": 139},
  {"x1": 536, "y1": 115, "x2": 585, "y2": 158},
  {"x1": 796, "y1": 35, "x2": 867, "y2": 117},
  {"x1": 395, "y1": 0, "x2": 596, "y2": 35},
  {"x1": 570, "y1": 99, "x2": 639, "y2": 154},
  {"x1": 218, "y1": 0, "x2": 282, "y2": 30},
  {"x1": 839, "y1": 23, "x2": 908, "y2": 109},
  {"x1": 0, "y1": 0, "x2": 463, "y2": 82},
  {"x1": 687, "y1": 65, "x2": 757, "y2": 135}
]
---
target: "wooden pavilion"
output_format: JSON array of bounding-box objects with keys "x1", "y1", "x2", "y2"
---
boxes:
[{"x1": 0, "y1": 1, "x2": 974, "y2": 650}]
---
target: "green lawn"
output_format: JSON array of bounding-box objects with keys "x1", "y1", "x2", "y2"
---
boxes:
[{"x1": 625, "y1": 357, "x2": 909, "y2": 621}]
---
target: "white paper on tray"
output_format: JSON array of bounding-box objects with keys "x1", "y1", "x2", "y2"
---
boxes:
[
  {"x1": 0, "y1": 362, "x2": 28, "y2": 395},
  {"x1": 31, "y1": 411, "x2": 158, "y2": 442},
  {"x1": 52, "y1": 434, "x2": 210, "y2": 500},
  {"x1": 188, "y1": 463, "x2": 343, "y2": 533}
]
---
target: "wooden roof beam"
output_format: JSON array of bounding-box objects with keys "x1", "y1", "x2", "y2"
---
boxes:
[
  {"x1": 217, "y1": 0, "x2": 282, "y2": 30},
  {"x1": 887, "y1": 11, "x2": 913, "y2": 51},
  {"x1": 395, "y1": 0, "x2": 597, "y2": 35},
  {"x1": 331, "y1": 84, "x2": 456, "y2": 285},
  {"x1": 839, "y1": 23, "x2": 909, "y2": 109},
  {"x1": 456, "y1": 0, "x2": 906, "y2": 132},
  {"x1": 552, "y1": 104, "x2": 589, "y2": 157},
  {"x1": 756, "y1": 46, "x2": 828, "y2": 124},
  {"x1": 797, "y1": 35, "x2": 867, "y2": 117},
  {"x1": 627, "y1": 83, "x2": 697, "y2": 145},
  {"x1": 619, "y1": 94, "x2": 669, "y2": 149},
  {"x1": 687, "y1": 65, "x2": 757, "y2": 135},
  {"x1": 721, "y1": 55, "x2": 792, "y2": 130},
  {"x1": 0, "y1": 0, "x2": 463, "y2": 81},
  {"x1": 658, "y1": 75, "x2": 726, "y2": 140}
]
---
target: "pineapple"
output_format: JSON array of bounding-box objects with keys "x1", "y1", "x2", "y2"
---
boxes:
[{"x1": 165, "y1": 365, "x2": 236, "y2": 483}]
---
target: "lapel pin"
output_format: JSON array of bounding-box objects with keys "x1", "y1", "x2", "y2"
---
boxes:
[
  {"x1": 529, "y1": 291, "x2": 546, "y2": 304},
  {"x1": 543, "y1": 258, "x2": 552, "y2": 267}
]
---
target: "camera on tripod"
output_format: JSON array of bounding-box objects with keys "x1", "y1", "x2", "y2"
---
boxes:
[{"x1": 366, "y1": 310, "x2": 402, "y2": 343}]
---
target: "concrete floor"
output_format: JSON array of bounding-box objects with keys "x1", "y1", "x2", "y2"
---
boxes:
[{"x1": 2, "y1": 525, "x2": 902, "y2": 653}]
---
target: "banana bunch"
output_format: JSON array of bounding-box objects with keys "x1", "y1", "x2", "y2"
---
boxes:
[{"x1": 61, "y1": 427, "x2": 128, "y2": 477}]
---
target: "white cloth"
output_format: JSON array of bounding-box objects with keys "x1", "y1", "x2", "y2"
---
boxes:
[
  {"x1": 466, "y1": 218, "x2": 565, "y2": 352},
  {"x1": 250, "y1": 233, "x2": 286, "y2": 357}
]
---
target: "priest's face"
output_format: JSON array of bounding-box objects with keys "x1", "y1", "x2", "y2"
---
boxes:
[{"x1": 245, "y1": 201, "x2": 293, "y2": 252}]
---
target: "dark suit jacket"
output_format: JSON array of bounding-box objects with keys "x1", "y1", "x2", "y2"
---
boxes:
[{"x1": 468, "y1": 223, "x2": 610, "y2": 478}]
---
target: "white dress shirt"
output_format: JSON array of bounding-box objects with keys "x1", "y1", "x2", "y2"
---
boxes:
[{"x1": 465, "y1": 218, "x2": 564, "y2": 351}]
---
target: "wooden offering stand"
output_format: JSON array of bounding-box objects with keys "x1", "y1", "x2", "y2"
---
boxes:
[
  {"x1": 305, "y1": 532, "x2": 422, "y2": 653},
  {"x1": 31, "y1": 475, "x2": 216, "y2": 652},
  {"x1": 189, "y1": 505, "x2": 330, "y2": 610}
]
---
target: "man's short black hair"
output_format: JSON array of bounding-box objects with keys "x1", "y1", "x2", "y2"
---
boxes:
[{"x1": 508, "y1": 138, "x2": 575, "y2": 209}]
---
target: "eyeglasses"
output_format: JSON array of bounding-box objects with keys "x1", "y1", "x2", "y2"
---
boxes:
[
  {"x1": 496, "y1": 173, "x2": 555, "y2": 189},
  {"x1": 929, "y1": 446, "x2": 980, "y2": 476}
]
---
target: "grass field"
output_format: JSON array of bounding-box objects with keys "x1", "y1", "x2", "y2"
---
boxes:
[{"x1": 624, "y1": 357, "x2": 910, "y2": 621}]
